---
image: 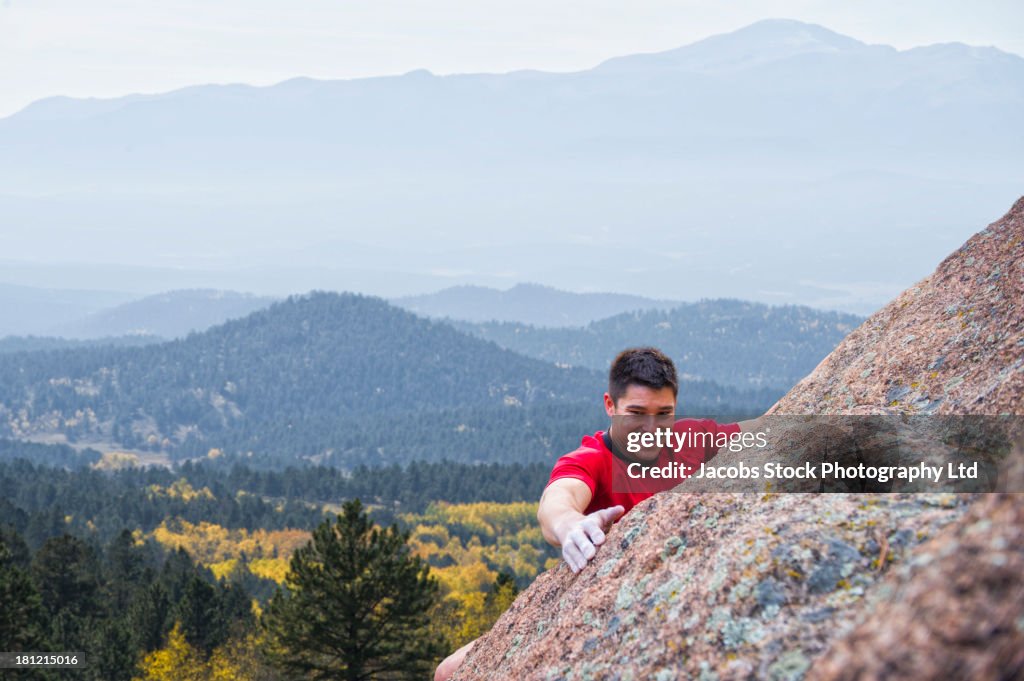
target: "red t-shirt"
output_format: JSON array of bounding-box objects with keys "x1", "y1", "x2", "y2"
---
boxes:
[{"x1": 545, "y1": 418, "x2": 742, "y2": 516}]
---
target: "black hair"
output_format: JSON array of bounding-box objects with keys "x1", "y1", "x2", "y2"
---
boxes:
[{"x1": 608, "y1": 347, "x2": 678, "y2": 403}]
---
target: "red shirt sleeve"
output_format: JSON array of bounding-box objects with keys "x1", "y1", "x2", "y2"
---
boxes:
[
  {"x1": 671, "y1": 418, "x2": 742, "y2": 466},
  {"x1": 546, "y1": 446, "x2": 602, "y2": 498},
  {"x1": 706, "y1": 420, "x2": 741, "y2": 460}
]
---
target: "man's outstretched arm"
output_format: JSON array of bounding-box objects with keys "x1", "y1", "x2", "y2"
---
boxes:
[
  {"x1": 538, "y1": 478, "x2": 624, "y2": 573},
  {"x1": 735, "y1": 415, "x2": 766, "y2": 434}
]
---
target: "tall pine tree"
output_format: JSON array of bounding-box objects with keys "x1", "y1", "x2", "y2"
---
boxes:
[
  {"x1": 261, "y1": 499, "x2": 445, "y2": 680},
  {"x1": 0, "y1": 538, "x2": 49, "y2": 653}
]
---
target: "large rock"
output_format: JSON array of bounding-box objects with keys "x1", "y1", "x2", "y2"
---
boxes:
[
  {"x1": 453, "y1": 197, "x2": 1024, "y2": 681},
  {"x1": 807, "y1": 449, "x2": 1024, "y2": 680}
]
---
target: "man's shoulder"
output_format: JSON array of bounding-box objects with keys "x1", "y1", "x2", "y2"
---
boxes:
[
  {"x1": 550, "y1": 431, "x2": 612, "y2": 472},
  {"x1": 546, "y1": 431, "x2": 611, "y2": 494},
  {"x1": 560, "y1": 431, "x2": 611, "y2": 460}
]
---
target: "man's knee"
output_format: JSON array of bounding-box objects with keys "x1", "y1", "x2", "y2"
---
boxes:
[
  {"x1": 434, "y1": 655, "x2": 457, "y2": 681},
  {"x1": 434, "y1": 639, "x2": 476, "y2": 681}
]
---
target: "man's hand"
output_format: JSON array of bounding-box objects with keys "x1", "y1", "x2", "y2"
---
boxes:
[
  {"x1": 538, "y1": 478, "x2": 625, "y2": 573},
  {"x1": 557, "y1": 505, "x2": 625, "y2": 573}
]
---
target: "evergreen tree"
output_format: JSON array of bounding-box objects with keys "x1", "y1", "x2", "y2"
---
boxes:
[
  {"x1": 128, "y1": 582, "x2": 172, "y2": 653},
  {"x1": 175, "y1": 576, "x2": 227, "y2": 656},
  {"x1": 87, "y1": 618, "x2": 139, "y2": 681},
  {"x1": 261, "y1": 499, "x2": 445, "y2": 680},
  {"x1": 31, "y1": 534, "x2": 102, "y2": 620},
  {"x1": 0, "y1": 539, "x2": 49, "y2": 652},
  {"x1": 105, "y1": 529, "x2": 149, "y2": 612},
  {"x1": 0, "y1": 525, "x2": 32, "y2": 568},
  {"x1": 31, "y1": 534, "x2": 103, "y2": 651},
  {"x1": 160, "y1": 547, "x2": 200, "y2": 604}
]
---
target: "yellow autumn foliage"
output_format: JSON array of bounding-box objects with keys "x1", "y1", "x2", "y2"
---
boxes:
[
  {"x1": 404, "y1": 501, "x2": 550, "y2": 588},
  {"x1": 248, "y1": 557, "x2": 290, "y2": 584},
  {"x1": 133, "y1": 622, "x2": 269, "y2": 681},
  {"x1": 401, "y1": 501, "x2": 556, "y2": 651},
  {"x1": 208, "y1": 559, "x2": 238, "y2": 581},
  {"x1": 433, "y1": 571, "x2": 522, "y2": 649},
  {"x1": 142, "y1": 501, "x2": 549, "y2": 663},
  {"x1": 407, "y1": 501, "x2": 538, "y2": 539},
  {"x1": 432, "y1": 561, "x2": 496, "y2": 597},
  {"x1": 207, "y1": 631, "x2": 269, "y2": 681},
  {"x1": 150, "y1": 518, "x2": 309, "y2": 564},
  {"x1": 92, "y1": 451, "x2": 140, "y2": 471},
  {"x1": 132, "y1": 622, "x2": 206, "y2": 681},
  {"x1": 450, "y1": 590, "x2": 488, "y2": 643},
  {"x1": 147, "y1": 478, "x2": 215, "y2": 502}
]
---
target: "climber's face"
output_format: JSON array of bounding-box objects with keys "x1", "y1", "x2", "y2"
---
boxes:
[{"x1": 605, "y1": 384, "x2": 676, "y2": 462}]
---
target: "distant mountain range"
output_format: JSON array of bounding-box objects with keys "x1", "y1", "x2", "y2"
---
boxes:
[
  {"x1": 0, "y1": 282, "x2": 135, "y2": 337},
  {"x1": 391, "y1": 283, "x2": 680, "y2": 326},
  {"x1": 453, "y1": 299, "x2": 863, "y2": 391},
  {"x1": 0, "y1": 292, "x2": 776, "y2": 467},
  {"x1": 47, "y1": 289, "x2": 278, "y2": 339},
  {"x1": 2, "y1": 19, "x2": 1021, "y2": 312},
  {"x1": 0, "y1": 286, "x2": 277, "y2": 342}
]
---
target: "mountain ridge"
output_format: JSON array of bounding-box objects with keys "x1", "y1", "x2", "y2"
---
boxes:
[
  {"x1": 391, "y1": 283, "x2": 682, "y2": 327},
  {"x1": 593, "y1": 18, "x2": 879, "y2": 74},
  {"x1": 450, "y1": 298, "x2": 863, "y2": 391},
  {"x1": 0, "y1": 291, "x2": 775, "y2": 466},
  {"x1": 46, "y1": 288, "x2": 278, "y2": 340},
  {"x1": 10, "y1": 18, "x2": 1022, "y2": 122},
  {"x1": 2, "y1": 19, "x2": 1020, "y2": 314}
]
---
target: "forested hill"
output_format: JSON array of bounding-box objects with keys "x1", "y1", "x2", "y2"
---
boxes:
[
  {"x1": 0, "y1": 292, "x2": 778, "y2": 467},
  {"x1": 0, "y1": 292, "x2": 600, "y2": 461},
  {"x1": 453, "y1": 299, "x2": 863, "y2": 392}
]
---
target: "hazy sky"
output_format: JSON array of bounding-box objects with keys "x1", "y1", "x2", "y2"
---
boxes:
[{"x1": 1, "y1": 0, "x2": 1022, "y2": 117}]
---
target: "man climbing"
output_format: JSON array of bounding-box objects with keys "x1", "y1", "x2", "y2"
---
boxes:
[
  {"x1": 539, "y1": 346, "x2": 761, "y2": 572},
  {"x1": 434, "y1": 346, "x2": 762, "y2": 680}
]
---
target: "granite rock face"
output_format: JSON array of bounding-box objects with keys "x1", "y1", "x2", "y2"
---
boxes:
[
  {"x1": 452, "y1": 198, "x2": 1024, "y2": 681},
  {"x1": 808, "y1": 449, "x2": 1024, "y2": 681}
]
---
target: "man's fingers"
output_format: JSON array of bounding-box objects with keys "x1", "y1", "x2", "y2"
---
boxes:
[
  {"x1": 563, "y1": 532, "x2": 585, "y2": 568},
  {"x1": 571, "y1": 529, "x2": 597, "y2": 560},
  {"x1": 562, "y1": 506, "x2": 627, "y2": 573},
  {"x1": 562, "y1": 540, "x2": 585, "y2": 573},
  {"x1": 581, "y1": 520, "x2": 606, "y2": 546},
  {"x1": 564, "y1": 528, "x2": 597, "y2": 566},
  {"x1": 595, "y1": 505, "x2": 626, "y2": 528}
]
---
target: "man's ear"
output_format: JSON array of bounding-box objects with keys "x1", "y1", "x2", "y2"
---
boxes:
[{"x1": 603, "y1": 392, "x2": 615, "y2": 417}]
